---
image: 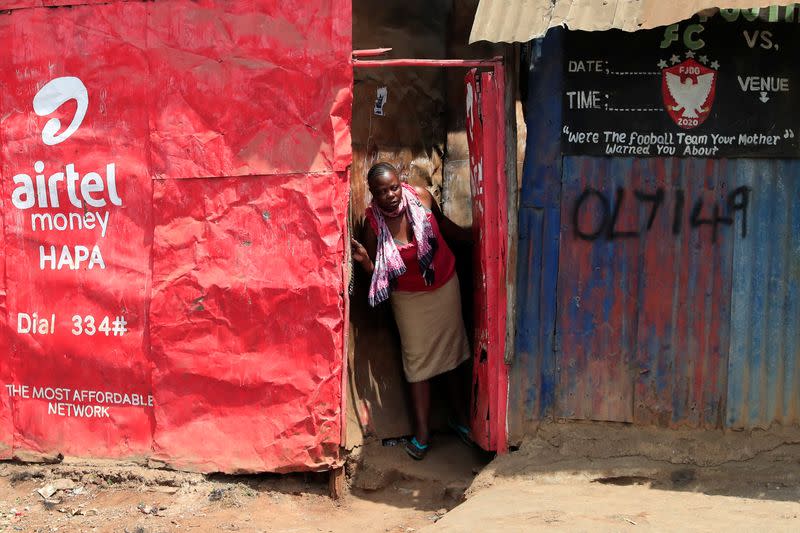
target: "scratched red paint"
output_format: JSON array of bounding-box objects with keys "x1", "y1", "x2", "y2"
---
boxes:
[
  {"x1": 633, "y1": 158, "x2": 730, "y2": 428},
  {"x1": 0, "y1": 0, "x2": 352, "y2": 472},
  {"x1": 557, "y1": 157, "x2": 639, "y2": 422},
  {"x1": 465, "y1": 68, "x2": 508, "y2": 452},
  {"x1": 465, "y1": 70, "x2": 489, "y2": 449}
]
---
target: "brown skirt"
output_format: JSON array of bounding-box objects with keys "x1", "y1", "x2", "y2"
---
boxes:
[{"x1": 390, "y1": 274, "x2": 471, "y2": 383}]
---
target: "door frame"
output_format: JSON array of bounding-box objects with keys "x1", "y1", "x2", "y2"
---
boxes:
[{"x1": 351, "y1": 51, "x2": 511, "y2": 453}]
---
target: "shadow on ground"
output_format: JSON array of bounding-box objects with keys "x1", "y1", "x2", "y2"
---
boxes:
[
  {"x1": 471, "y1": 421, "x2": 800, "y2": 503},
  {"x1": 417, "y1": 422, "x2": 800, "y2": 532},
  {"x1": 348, "y1": 433, "x2": 493, "y2": 513}
]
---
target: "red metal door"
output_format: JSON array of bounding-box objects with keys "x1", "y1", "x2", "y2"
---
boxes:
[{"x1": 465, "y1": 68, "x2": 508, "y2": 453}]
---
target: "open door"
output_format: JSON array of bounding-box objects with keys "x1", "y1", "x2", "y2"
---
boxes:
[
  {"x1": 465, "y1": 67, "x2": 509, "y2": 453},
  {"x1": 349, "y1": 54, "x2": 510, "y2": 451}
]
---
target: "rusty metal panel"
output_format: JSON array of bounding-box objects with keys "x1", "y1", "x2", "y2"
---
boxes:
[
  {"x1": 469, "y1": 1, "x2": 799, "y2": 43},
  {"x1": 632, "y1": 158, "x2": 734, "y2": 428},
  {"x1": 525, "y1": 154, "x2": 797, "y2": 429},
  {"x1": 557, "y1": 157, "x2": 739, "y2": 427},
  {"x1": 512, "y1": 30, "x2": 798, "y2": 434},
  {"x1": 557, "y1": 157, "x2": 641, "y2": 422},
  {"x1": 727, "y1": 160, "x2": 800, "y2": 428}
]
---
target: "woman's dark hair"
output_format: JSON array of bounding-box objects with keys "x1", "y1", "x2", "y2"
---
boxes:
[{"x1": 367, "y1": 162, "x2": 398, "y2": 187}]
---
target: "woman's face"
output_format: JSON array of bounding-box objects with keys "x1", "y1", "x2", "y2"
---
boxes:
[{"x1": 369, "y1": 170, "x2": 402, "y2": 212}]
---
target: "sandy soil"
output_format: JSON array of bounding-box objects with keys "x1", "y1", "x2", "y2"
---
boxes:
[
  {"x1": 425, "y1": 479, "x2": 800, "y2": 532},
  {"x1": 427, "y1": 422, "x2": 800, "y2": 532},
  {"x1": 2, "y1": 423, "x2": 799, "y2": 532}
]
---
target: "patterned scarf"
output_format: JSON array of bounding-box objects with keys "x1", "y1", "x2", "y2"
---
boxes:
[{"x1": 366, "y1": 184, "x2": 437, "y2": 307}]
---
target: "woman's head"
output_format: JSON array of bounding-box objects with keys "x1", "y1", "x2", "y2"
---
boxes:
[{"x1": 368, "y1": 162, "x2": 402, "y2": 213}]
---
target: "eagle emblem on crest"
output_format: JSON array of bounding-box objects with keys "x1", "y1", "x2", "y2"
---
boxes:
[{"x1": 661, "y1": 57, "x2": 717, "y2": 129}]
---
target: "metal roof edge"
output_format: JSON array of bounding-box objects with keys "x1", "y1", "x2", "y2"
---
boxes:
[{"x1": 469, "y1": 1, "x2": 800, "y2": 43}]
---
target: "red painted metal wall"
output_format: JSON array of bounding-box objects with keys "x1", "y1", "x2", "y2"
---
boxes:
[{"x1": 0, "y1": 0, "x2": 352, "y2": 472}]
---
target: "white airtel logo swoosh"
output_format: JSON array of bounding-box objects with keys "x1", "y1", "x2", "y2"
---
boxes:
[{"x1": 33, "y1": 76, "x2": 88, "y2": 146}]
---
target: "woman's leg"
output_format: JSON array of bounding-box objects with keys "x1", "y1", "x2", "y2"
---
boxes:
[
  {"x1": 409, "y1": 380, "x2": 431, "y2": 444},
  {"x1": 444, "y1": 363, "x2": 470, "y2": 427}
]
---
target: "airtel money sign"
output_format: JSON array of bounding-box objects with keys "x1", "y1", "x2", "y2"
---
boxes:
[
  {"x1": 10, "y1": 76, "x2": 121, "y2": 270},
  {"x1": 2, "y1": 47, "x2": 155, "y2": 460}
]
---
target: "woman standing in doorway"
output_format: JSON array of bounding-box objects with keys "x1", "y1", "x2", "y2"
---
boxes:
[{"x1": 351, "y1": 162, "x2": 472, "y2": 460}]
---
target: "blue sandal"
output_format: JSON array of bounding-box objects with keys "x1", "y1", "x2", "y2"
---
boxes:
[
  {"x1": 448, "y1": 419, "x2": 475, "y2": 448},
  {"x1": 404, "y1": 437, "x2": 429, "y2": 460}
]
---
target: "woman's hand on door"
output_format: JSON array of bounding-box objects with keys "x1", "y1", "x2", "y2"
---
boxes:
[{"x1": 351, "y1": 238, "x2": 374, "y2": 273}]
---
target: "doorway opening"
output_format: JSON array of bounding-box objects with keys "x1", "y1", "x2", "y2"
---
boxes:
[{"x1": 345, "y1": 52, "x2": 509, "y2": 457}]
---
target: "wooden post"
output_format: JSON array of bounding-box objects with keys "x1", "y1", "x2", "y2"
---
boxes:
[{"x1": 328, "y1": 466, "x2": 345, "y2": 499}]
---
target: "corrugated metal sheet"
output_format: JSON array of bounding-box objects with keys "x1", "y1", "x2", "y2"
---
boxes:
[
  {"x1": 470, "y1": 1, "x2": 799, "y2": 43},
  {"x1": 727, "y1": 160, "x2": 800, "y2": 428},
  {"x1": 557, "y1": 157, "x2": 733, "y2": 427},
  {"x1": 510, "y1": 31, "x2": 564, "y2": 441},
  {"x1": 556, "y1": 157, "x2": 640, "y2": 423},
  {"x1": 632, "y1": 158, "x2": 733, "y2": 428},
  {"x1": 512, "y1": 29, "x2": 800, "y2": 435}
]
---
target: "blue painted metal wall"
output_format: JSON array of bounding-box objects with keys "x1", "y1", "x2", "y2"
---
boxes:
[
  {"x1": 727, "y1": 160, "x2": 800, "y2": 428},
  {"x1": 511, "y1": 30, "x2": 800, "y2": 440},
  {"x1": 510, "y1": 30, "x2": 562, "y2": 440}
]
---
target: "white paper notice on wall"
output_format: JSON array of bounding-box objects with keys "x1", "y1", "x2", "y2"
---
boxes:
[{"x1": 374, "y1": 87, "x2": 388, "y2": 116}]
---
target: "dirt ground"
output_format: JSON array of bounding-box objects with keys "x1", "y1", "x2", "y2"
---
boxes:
[
  {"x1": 0, "y1": 435, "x2": 487, "y2": 533},
  {"x1": 425, "y1": 479, "x2": 800, "y2": 532},
  {"x1": 428, "y1": 422, "x2": 800, "y2": 532},
  {"x1": 2, "y1": 423, "x2": 799, "y2": 532}
]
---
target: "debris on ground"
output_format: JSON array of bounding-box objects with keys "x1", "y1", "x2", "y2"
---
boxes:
[
  {"x1": 37, "y1": 486, "x2": 57, "y2": 500},
  {"x1": 0, "y1": 435, "x2": 479, "y2": 532},
  {"x1": 136, "y1": 502, "x2": 165, "y2": 516},
  {"x1": 2, "y1": 426, "x2": 795, "y2": 532},
  {"x1": 208, "y1": 487, "x2": 229, "y2": 501}
]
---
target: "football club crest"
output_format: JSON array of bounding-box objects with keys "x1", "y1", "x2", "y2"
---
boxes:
[{"x1": 660, "y1": 54, "x2": 718, "y2": 129}]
